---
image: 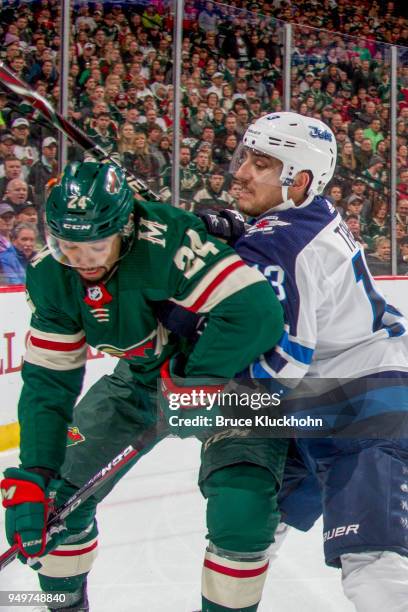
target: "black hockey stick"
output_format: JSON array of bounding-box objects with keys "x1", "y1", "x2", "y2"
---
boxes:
[
  {"x1": 0, "y1": 418, "x2": 170, "y2": 572},
  {"x1": 0, "y1": 61, "x2": 161, "y2": 201}
]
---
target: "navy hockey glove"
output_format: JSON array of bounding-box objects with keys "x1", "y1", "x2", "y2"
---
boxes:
[
  {"x1": 196, "y1": 209, "x2": 247, "y2": 246},
  {"x1": 1, "y1": 467, "x2": 67, "y2": 564},
  {"x1": 152, "y1": 300, "x2": 207, "y2": 343}
]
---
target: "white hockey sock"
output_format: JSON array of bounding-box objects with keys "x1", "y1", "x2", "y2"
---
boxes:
[
  {"x1": 202, "y1": 547, "x2": 269, "y2": 610},
  {"x1": 341, "y1": 550, "x2": 408, "y2": 612},
  {"x1": 38, "y1": 537, "x2": 98, "y2": 578}
]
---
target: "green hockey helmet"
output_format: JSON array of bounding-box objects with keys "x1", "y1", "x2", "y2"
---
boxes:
[{"x1": 46, "y1": 161, "x2": 134, "y2": 242}]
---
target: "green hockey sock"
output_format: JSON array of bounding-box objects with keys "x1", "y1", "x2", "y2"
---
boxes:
[
  {"x1": 202, "y1": 596, "x2": 258, "y2": 611},
  {"x1": 38, "y1": 572, "x2": 87, "y2": 594}
]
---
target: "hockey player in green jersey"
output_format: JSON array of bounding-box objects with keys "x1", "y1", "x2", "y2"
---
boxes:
[{"x1": 1, "y1": 161, "x2": 287, "y2": 611}]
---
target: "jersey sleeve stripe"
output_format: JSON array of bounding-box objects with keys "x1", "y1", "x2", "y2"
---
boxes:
[
  {"x1": 186, "y1": 260, "x2": 245, "y2": 312},
  {"x1": 251, "y1": 352, "x2": 288, "y2": 377},
  {"x1": 275, "y1": 345, "x2": 310, "y2": 369},
  {"x1": 172, "y1": 254, "x2": 242, "y2": 306},
  {"x1": 277, "y1": 331, "x2": 314, "y2": 365},
  {"x1": 25, "y1": 329, "x2": 87, "y2": 371},
  {"x1": 171, "y1": 258, "x2": 267, "y2": 313},
  {"x1": 251, "y1": 352, "x2": 310, "y2": 379},
  {"x1": 30, "y1": 336, "x2": 87, "y2": 352},
  {"x1": 28, "y1": 329, "x2": 86, "y2": 343}
]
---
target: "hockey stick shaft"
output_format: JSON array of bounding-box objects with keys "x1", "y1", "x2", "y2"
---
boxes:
[
  {"x1": 0, "y1": 419, "x2": 169, "y2": 571},
  {"x1": 0, "y1": 61, "x2": 162, "y2": 201}
]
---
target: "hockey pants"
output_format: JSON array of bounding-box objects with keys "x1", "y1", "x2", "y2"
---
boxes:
[
  {"x1": 33, "y1": 361, "x2": 288, "y2": 611},
  {"x1": 274, "y1": 438, "x2": 408, "y2": 611}
]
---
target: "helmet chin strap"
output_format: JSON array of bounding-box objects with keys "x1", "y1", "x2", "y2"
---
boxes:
[
  {"x1": 271, "y1": 184, "x2": 315, "y2": 213},
  {"x1": 281, "y1": 185, "x2": 289, "y2": 202}
]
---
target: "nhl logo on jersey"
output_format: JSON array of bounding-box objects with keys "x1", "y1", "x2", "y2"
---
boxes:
[
  {"x1": 83, "y1": 283, "x2": 113, "y2": 322},
  {"x1": 87, "y1": 286, "x2": 103, "y2": 302}
]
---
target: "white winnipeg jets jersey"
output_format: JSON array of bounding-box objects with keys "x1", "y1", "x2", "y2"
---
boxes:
[{"x1": 235, "y1": 195, "x2": 408, "y2": 381}]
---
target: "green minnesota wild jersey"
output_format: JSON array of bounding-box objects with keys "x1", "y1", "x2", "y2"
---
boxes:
[{"x1": 19, "y1": 201, "x2": 284, "y2": 470}]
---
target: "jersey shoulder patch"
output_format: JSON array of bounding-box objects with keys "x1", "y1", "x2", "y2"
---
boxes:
[
  {"x1": 29, "y1": 245, "x2": 52, "y2": 269},
  {"x1": 247, "y1": 215, "x2": 292, "y2": 235}
]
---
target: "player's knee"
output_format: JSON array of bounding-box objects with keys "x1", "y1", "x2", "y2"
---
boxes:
[{"x1": 204, "y1": 463, "x2": 280, "y2": 552}]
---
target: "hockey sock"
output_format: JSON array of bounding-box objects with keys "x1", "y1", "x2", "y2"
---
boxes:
[
  {"x1": 36, "y1": 516, "x2": 97, "y2": 608},
  {"x1": 38, "y1": 573, "x2": 88, "y2": 609},
  {"x1": 201, "y1": 464, "x2": 280, "y2": 611},
  {"x1": 202, "y1": 548, "x2": 268, "y2": 611},
  {"x1": 202, "y1": 596, "x2": 259, "y2": 612},
  {"x1": 39, "y1": 572, "x2": 86, "y2": 594}
]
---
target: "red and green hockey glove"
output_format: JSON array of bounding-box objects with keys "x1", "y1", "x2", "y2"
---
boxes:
[
  {"x1": 1, "y1": 467, "x2": 67, "y2": 563},
  {"x1": 159, "y1": 356, "x2": 225, "y2": 439}
]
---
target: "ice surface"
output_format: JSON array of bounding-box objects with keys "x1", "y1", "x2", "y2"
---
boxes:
[{"x1": 0, "y1": 440, "x2": 353, "y2": 611}]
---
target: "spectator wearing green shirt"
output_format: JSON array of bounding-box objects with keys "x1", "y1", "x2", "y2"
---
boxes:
[
  {"x1": 249, "y1": 47, "x2": 272, "y2": 75},
  {"x1": 363, "y1": 198, "x2": 390, "y2": 249},
  {"x1": 141, "y1": 6, "x2": 162, "y2": 31},
  {"x1": 353, "y1": 38, "x2": 372, "y2": 61},
  {"x1": 362, "y1": 155, "x2": 388, "y2": 191},
  {"x1": 363, "y1": 118, "x2": 384, "y2": 152},
  {"x1": 86, "y1": 112, "x2": 117, "y2": 155},
  {"x1": 0, "y1": 93, "x2": 7, "y2": 131},
  {"x1": 309, "y1": 77, "x2": 326, "y2": 111}
]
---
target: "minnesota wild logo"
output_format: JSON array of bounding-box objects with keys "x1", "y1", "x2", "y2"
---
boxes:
[
  {"x1": 67, "y1": 426, "x2": 85, "y2": 447},
  {"x1": 97, "y1": 331, "x2": 156, "y2": 359}
]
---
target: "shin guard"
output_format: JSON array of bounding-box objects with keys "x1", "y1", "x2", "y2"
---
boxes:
[{"x1": 202, "y1": 463, "x2": 281, "y2": 611}]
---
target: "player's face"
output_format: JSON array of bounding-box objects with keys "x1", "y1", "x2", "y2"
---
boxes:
[
  {"x1": 54, "y1": 234, "x2": 122, "y2": 281},
  {"x1": 234, "y1": 150, "x2": 284, "y2": 216}
]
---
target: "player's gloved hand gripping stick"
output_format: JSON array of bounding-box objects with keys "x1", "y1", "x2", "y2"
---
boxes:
[
  {"x1": 0, "y1": 352, "x2": 228, "y2": 572},
  {"x1": 0, "y1": 420, "x2": 169, "y2": 571}
]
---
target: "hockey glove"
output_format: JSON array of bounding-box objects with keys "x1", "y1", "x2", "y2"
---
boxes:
[
  {"x1": 196, "y1": 209, "x2": 247, "y2": 246},
  {"x1": 159, "y1": 356, "x2": 225, "y2": 439},
  {"x1": 152, "y1": 300, "x2": 207, "y2": 343},
  {"x1": 1, "y1": 467, "x2": 67, "y2": 564}
]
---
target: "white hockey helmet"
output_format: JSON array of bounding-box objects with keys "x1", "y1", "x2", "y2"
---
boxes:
[{"x1": 235, "y1": 112, "x2": 337, "y2": 195}]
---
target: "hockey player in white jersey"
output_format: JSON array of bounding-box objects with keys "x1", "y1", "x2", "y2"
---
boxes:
[{"x1": 196, "y1": 112, "x2": 408, "y2": 611}]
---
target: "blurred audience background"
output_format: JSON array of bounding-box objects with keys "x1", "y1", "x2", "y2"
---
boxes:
[{"x1": 1, "y1": 0, "x2": 408, "y2": 283}]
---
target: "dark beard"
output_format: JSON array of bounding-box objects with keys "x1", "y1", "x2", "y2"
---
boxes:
[{"x1": 79, "y1": 263, "x2": 119, "y2": 287}]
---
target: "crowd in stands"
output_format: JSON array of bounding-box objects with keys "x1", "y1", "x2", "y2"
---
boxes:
[{"x1": 1, "y1": 0, "x2": 408, "y2": 285}]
